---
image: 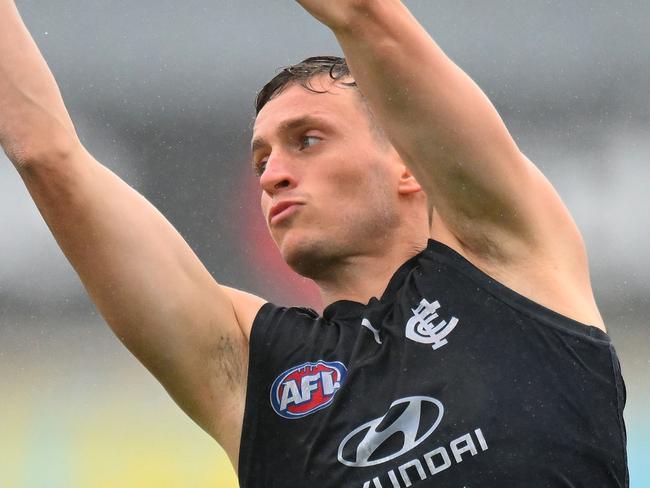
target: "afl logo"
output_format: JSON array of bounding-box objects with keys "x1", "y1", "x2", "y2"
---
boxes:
[{"x1": 270, "y1": 360, "x2": 347, "y2": 419}]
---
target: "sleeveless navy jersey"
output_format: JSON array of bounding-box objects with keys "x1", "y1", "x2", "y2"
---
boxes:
[{"x1": 238, "y1": 239, "x2": 628, "y2": 488}]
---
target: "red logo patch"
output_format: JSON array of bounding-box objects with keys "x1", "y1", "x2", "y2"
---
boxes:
[{"x1": 270, "y1": 360, "x2": 348, "y2": 419}]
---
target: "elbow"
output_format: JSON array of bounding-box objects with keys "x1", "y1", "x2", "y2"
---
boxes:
[
  {"x1": 331, "y1": 0, "x2": 391, "y2": 34},
  {"x1": 7, "y1": 123, "x2": 80, "y2": 173}
]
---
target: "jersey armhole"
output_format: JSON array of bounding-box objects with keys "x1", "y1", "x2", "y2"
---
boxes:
[
  {"x1": 608, "y1": 344, "x2": 630, "y2": 486},
  {"x1": 237, "y1": 301, "x2": 277, "y2": 485},
  {"x1": 425, "y1": 238, "x2": 612, "y2": 344}
]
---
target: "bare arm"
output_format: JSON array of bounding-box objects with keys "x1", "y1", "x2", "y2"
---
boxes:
[
  {"x1": 297, "y1": 1, "x2": 606, "y2": 331},
  {"x1": 1, "y1": 0, "x2": 264, "y2": 463},
  {"x1": 296, "y1": 0, "x2": 588, "y2": 271},
  {"x1": 0, "y1": 0, "x2": 77, "y2": 164}
]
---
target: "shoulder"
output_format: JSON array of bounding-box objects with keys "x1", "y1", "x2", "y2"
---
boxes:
[
  {"x1": 430, "y1": 216, "x2": 606, "y2": 331},
  {"x1": 220, "y1": 285, "x2": 268, "y2": 340},
  {"x1": 220, "y1": 286, "x2": 321, "y2": 341}
]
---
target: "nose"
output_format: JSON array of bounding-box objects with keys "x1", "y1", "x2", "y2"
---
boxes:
[{"x1": 259, "y1": 152, "x2": 297, "y2": 195}]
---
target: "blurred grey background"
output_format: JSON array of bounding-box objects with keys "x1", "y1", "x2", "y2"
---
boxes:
[{"x1": 1, "y1": 1, "x2": 648, "y2": 486}]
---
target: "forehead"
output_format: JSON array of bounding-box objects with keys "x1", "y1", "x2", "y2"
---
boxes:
[{"x1": 252, "y1": 78, "x2": 364, "y2": 140}]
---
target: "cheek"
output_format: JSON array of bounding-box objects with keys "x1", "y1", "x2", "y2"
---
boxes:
[
  {"x1": 329, "y1": 164, "x2": 371, "y2": 198},
  {"x1": 327, "y1": 164, "x2": 394, "y2": 219},
  {"x1": 339, "y1": 158, "x2": 390, "y2": 194},
  {"x1": 323, "y1": 174, "x2": 367, "y2": 219}
]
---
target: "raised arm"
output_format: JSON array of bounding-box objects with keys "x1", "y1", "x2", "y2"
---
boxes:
[
  {"x1": 296, "y1": 0, "x2": 608, "y2": 330},
  {"x1": 296, "y1": 1, "x2": 588, "y2": 270},
  {"x1": 1, "y1": 0, "x2": 265, "y2": 464}
]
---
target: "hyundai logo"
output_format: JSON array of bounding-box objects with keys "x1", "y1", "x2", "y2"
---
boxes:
[{"x1": 338, "y1": 396, "x2": 444, "y2": 467}]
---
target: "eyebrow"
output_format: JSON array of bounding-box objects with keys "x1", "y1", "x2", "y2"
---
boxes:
[{"x1": 250, "y1": 114, "x2": 332, "y2": 156}]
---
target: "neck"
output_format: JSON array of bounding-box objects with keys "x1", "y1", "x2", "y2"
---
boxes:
[{"x1": 315, "y1": 234, "x2": 429, "y2": 308}]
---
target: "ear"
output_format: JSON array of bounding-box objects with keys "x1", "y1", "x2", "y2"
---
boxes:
[{"x1": 396, "y1": 164, "x2": 423, "y2": 195}]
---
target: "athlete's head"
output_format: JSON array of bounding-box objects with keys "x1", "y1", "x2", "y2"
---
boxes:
[{"x1": 252, "y1": 56, "x2": 429, "y2": 279}]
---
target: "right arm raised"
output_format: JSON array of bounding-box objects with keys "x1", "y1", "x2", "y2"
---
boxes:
[{"x1": 1, "y1": 0, "x2": 265, "y2": 465}]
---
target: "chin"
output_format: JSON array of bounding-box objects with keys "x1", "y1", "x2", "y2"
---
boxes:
[{"x1": 277, "y1": 230, "x2": 340, "y2": 280}]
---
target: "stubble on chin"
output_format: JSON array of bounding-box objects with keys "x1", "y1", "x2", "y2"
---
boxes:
[{"x1": 279, "y1": 231, "x2": 343, "y2": 280}]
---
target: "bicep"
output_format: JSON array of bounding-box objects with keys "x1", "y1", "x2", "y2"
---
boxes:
[
  {"x1": 18, "y1": 144, "x2": 261, "y2": 443},
  {"x1": 429, "y1": 150, "x2": 589, "y2": 278}
]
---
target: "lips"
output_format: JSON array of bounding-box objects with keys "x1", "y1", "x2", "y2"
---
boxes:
[{"x1": 269, "y1": 200, "x2": 302, "y2": 224}]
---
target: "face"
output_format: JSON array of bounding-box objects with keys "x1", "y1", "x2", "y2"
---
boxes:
[{"x1": 251, "y1": 76, "x2": 403, "y2": 279}]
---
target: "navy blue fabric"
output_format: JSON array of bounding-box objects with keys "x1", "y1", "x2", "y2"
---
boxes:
[{"x1": 238, "y1": 239, "x2": 628, "y2": 488}]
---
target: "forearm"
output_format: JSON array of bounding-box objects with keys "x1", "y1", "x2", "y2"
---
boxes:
[
  {"x1": 0, "y1": 0, "x2": 78, "y2": 167},
  {"x1": 334, "y1": 1, "x2": 516, "y2": 159}
]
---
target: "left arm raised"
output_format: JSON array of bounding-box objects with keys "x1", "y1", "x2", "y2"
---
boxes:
[{"x1": 297, "y1": 0, "x2": 586, "y2": 267}]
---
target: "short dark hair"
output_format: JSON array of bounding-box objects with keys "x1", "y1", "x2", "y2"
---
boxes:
[
  {"x1": 255, "y1": 56, "x2": 388, "y2": 146},
  {"x1": 255, "y1": 56, "x2": 356, "y2": 115}
]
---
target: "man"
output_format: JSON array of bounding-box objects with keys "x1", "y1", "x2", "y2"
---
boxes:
[{"x1": 1, "y1": 0, "x2": 627, "y2": 487}]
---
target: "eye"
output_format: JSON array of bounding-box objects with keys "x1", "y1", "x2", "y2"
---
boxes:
[
  {"x1": 254, "y1": 158, "x2": 267, "y2": 177},
  {"x1": 299, "y1": 135, "x2": 321, "y2": 150},
  {"x1": 253, "y1": 135, "x2": 321, "y2": 177}
]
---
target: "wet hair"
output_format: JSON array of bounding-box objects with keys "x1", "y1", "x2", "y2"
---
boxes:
[
  {"x1": 254, "y1": 56, "x2": 387, "y2": 144},
  {"x1": 255, "y1": 56, "x2": 355, "y2": 115}
]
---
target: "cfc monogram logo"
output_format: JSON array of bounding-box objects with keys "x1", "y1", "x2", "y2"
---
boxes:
[{"x1": 405, "y1": 298, "x2": 459, "y2": 350}]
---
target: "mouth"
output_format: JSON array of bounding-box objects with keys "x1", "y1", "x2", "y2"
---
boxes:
[{"x1": 269, "y1": 201, "x2": 302, "y2": 225}]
